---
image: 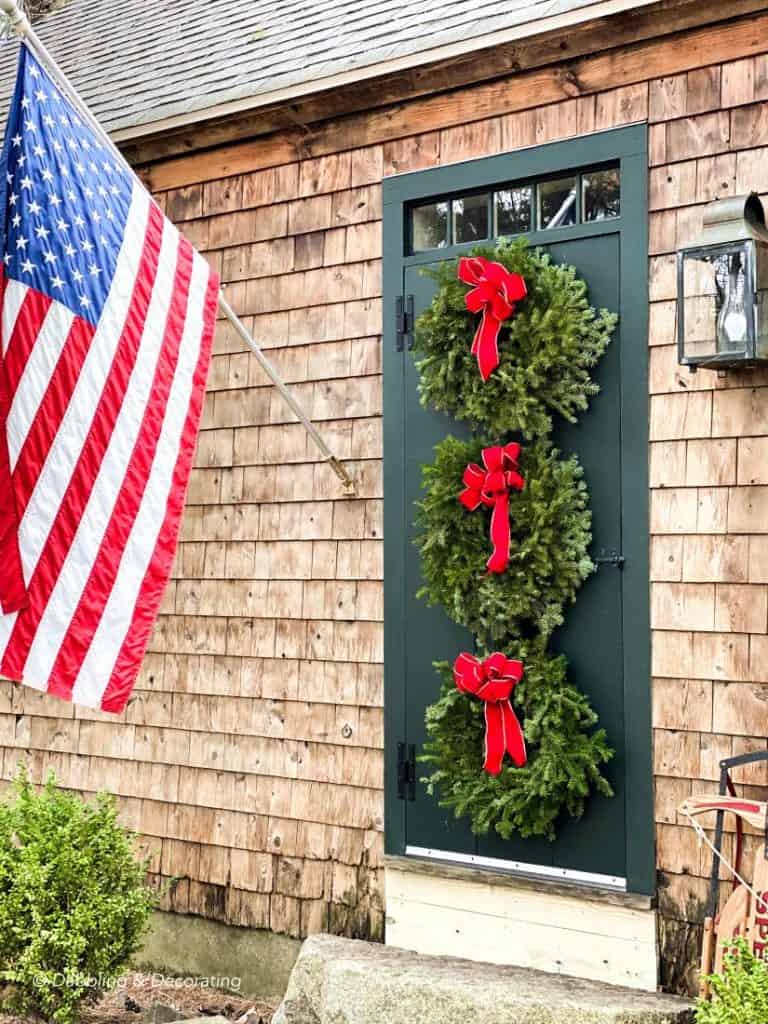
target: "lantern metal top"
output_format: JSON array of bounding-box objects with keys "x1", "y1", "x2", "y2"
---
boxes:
[{"x1": 684, "y1": 192, "x2": 768, "y2": 250}]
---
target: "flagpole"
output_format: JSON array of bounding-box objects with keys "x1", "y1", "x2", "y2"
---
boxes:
[{"x1": 0, "y1": 0, "x2": 357, "y2": 497}]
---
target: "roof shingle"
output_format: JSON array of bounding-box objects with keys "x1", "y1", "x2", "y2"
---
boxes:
[{"x1": 0, "y1": 0, "x2": 658, "y2": 138}]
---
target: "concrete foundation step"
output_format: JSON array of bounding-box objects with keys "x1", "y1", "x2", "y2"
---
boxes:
[{"x1": 272, "y1": 935, "x2": 694, "y2": 1024}]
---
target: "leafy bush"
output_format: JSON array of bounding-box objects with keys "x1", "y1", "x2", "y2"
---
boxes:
[
  {"x1": 700, "y1": 937, "x2": 768, "y2": 1019},
  {"x1": 0, "y1": 770, "x2": 156, "y2": 1024},
  {"x1": 697, "y1": 939, "x2": 768, "y2": 1024}
]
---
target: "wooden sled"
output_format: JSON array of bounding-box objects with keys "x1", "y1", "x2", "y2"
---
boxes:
[{"x1": 679, "y1": 792, "x2": 768, "y2": 996}]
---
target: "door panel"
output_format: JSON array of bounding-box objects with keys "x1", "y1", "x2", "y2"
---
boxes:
[{"x1": 383, "y1": 126, "x2": 653, "y2": 894}]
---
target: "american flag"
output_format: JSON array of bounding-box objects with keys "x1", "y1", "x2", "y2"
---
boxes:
[{"x1": 0, "y1": 44, "x2": 218, "y2": 713}]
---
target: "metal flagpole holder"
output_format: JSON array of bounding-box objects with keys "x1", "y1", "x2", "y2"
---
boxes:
[{"x1": 0, "y1": 0, "x2": 357, "y2": 497}]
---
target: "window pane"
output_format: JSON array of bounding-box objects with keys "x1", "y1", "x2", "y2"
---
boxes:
[
  {"x1": 494, "y1": 187, "x2": 532, "y2": 236},
  {"x1": 582, "y1": 168, "x2": 621, "y2": 222},
  {"x1": 538, "y1": 177, "x2": 578, "y2": 229},
  {"x1": 412, "y1": 202, "x2": 449, "y2": 251},
  {"x1": 453, "y1": 194, "x2": 489, "y2": 244}
]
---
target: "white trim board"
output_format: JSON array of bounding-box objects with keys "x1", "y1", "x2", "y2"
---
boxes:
[{"x1": 385, "y1": 862, "x2": 659, "y2": 991}]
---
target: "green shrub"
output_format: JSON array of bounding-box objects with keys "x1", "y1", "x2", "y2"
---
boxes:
[
  {"x1": 0, "y1": 769, "x2": 156, "y2": 1023},
  {"x1": 697, "y1": 938, "x2": 768, "y2": 1024}
]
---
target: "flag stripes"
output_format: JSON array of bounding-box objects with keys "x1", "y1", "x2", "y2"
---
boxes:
[{"x1": 0, "y1": 47, "x2": 220, "y2": 711}]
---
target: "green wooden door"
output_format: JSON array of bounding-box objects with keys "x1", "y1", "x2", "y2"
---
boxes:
[{"x1": 383, "y1": 126, "x2": 654, "y2": 895}]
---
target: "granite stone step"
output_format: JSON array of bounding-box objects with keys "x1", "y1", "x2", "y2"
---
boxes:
[{"x1": 272, "y1": 934, "x2": 694, "y2": 1024}]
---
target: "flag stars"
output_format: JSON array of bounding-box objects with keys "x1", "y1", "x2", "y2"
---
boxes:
[{"x1": 5, "y1": 58, "x2": 131, "y2": 317}]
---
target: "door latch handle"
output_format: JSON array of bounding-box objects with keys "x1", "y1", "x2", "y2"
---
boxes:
[{"x1": 594, "y1": 549, "x2": 625, "y2": 569}]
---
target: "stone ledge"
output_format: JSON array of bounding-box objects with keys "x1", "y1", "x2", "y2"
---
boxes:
[{"x1": 272, "y1": 934, "x2": 694, "y2": 1024}]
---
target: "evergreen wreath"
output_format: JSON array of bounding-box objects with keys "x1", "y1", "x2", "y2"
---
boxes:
[
  {"x1": 414, "y1": 435, "x2": 593, "y2": 643},
  {"x1": 413, "y1": 237, "x2": 617, "y2": 439},
  {"x1": 422, "y1": 648, "x2": 614, "y2": 840},
  {"x1": 414, "y1": 237, "x2": 617, "y2": 842}
]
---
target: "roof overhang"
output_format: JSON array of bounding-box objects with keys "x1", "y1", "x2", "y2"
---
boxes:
[{"x1": 113, "y1": 0, "x2": 664, "y2": 146}]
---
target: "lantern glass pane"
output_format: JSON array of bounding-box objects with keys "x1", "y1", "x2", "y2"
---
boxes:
[
  {"x1": 756, "y1": 243, "x2": 768, "y2": 358},
  {"x1": 412, "y1": 201, "x2": 449, "y2": 251},
  {"x1": 494, "y1": 187, "x2": 532, "y2": 235},
  {"x1": 682, "y1": 246, "x2": 750, "y2": 362},
  {"x1": 453, "y1": 194, "x2": 490, "y2": 244},
  {"x1": 582, "y1": 168, "x2": 621, "y2": 221},
  {"x1": 538, "y1": 177, "x2": 578, "y2": 229}
]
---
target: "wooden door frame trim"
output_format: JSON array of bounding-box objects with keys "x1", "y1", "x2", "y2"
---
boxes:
[{"x1": 382, "y1": 123, "x2": 654, "y2": 895}]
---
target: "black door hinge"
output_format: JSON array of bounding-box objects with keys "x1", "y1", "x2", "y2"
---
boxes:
[
  {"x1": 594, "y1": 548, "x2": 625, "y2": 569},
  {"x1": 395, "y1": 295, "x2": 414, "y2": 352},
  {"x1": 397, "y1": 741, "x2": 416, "y2": 800}
]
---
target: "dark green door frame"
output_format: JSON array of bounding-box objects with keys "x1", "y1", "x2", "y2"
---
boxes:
[{"x1": 382, "y1": 124, "x2": 654, "y2": 896}]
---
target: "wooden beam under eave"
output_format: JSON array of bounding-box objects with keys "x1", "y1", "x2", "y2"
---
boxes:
[{"x1": 137, "y1": 3, "x2": 768, "y2": 193}]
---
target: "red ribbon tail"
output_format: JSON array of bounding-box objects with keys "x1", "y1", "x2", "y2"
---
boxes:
[
  {"x1": 471, "y1": 310, "x2": 501, "y2": 381},
  {"x1": 486, "y1": 491, "x2": 510, "y2": 574},
  {"x1": 500, "y1": 699, "x2": 527, "y2": 768},
  {"x1": 483, "y1": 702, "x2": 505, "y2": 775}
]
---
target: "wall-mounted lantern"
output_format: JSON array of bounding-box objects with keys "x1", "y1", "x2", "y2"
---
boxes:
[{"x1": 677, "y1": 193, "x2": 768, "y2": 371}]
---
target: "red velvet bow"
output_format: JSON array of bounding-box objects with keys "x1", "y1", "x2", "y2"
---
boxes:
[
  {"x1": 454, "y1": 651, "x2": 526, "y2": 775},
  {"x1": 459, "y1": 443, "x2": 524, "y2": 574},
  {"x1": 457, "y1": 256, "x2": 526, "y2": 381}
]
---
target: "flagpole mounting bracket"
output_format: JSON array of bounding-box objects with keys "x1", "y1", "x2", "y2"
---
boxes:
[{"x1": 0, "y1": 0, "x2": 29, "y2": 38}]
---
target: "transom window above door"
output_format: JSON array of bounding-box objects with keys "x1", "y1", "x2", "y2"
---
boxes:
[{"x1": 410, "y1": 165, "x2": 621, "y2": 253}]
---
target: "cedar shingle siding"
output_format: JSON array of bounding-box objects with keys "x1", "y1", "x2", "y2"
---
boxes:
[{"x1": 1, "y1": 0, "x2": 768, "y2": 993}]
